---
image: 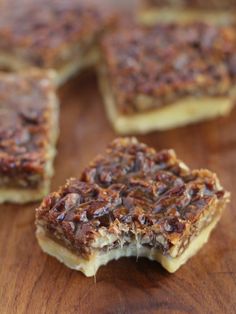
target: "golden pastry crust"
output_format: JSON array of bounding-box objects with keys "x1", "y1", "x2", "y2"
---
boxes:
[
  {"x1": 145, "y1": 0, "x2": 236, "y2": 11},
  {"x1": 140, "y1": 0, "x2": 236, "y2": 26}
]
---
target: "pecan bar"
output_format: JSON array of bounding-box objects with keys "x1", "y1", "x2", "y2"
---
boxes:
[
  {"x1": 0, "y1": 70, "x2": 59, "y2": 203},
  {"x1": 36, "y1": 138, "x2": 229, "y2": 276},
  {"x1": 140, "y1": 0, "x2": 236, "y2": 25},
  {"x1": 99, "y1": 22, "x2": 236, "y2": 134},
  {"x1": 0, "y1": 0, "x2": 114, "y2": 86}
]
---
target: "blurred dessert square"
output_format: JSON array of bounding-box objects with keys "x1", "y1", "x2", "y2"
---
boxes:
[
  {"x1": 0, "y1": 0, "x2": 115, "y2": 86},
  {"x1": 0, "y1": 70, "x2": 59, "y2": 203},
  {"x1": 99, "y1": 22, "x2": 236, "y2": 134}
]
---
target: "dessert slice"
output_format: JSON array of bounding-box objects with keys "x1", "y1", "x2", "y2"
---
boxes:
[
  {"x1": 99, "y1": 23, "x2": 236, "y2": 134},
  {"x1": 0, "y1": 70, "x2": 59, "y2": 203},
  {"x1": 0, "y1": 0, "x2": 115, "y2": 86},
  {"x1": 36, "y1": 138, "x2": 229, "y2": 276},
  {"x1": 140, "y1": 0, "x2": 236, "y2": 25}
]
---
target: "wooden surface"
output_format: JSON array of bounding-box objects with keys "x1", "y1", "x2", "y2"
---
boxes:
[
  {"x1": 0, "y1": 70, "x2": 236, "y2": 314},
  {"x1": 1, "y1": 3, "x2": 236, "y2": 313}
]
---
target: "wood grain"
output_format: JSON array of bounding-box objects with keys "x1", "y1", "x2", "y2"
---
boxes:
[{"x1": 1, "y1": 3, "x2": 236, "y2": 313}]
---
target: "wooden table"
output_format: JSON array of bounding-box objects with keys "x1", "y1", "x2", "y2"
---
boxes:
[{"x1": 1, "y1": 4, "x2": 236, "y2": 314}]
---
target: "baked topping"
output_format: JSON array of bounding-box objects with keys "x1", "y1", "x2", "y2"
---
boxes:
[
  {"x1": 0, "y1": 71, "x2": 56, "y2": 187},
  {"x1": 36, "y1": 138, "x2": 229, "y2": 256},
  {"x1": 0, "y1": 0, "x2": 114, "y2": 67},
  {"x1": 101, "y1": 22, "x2": 236, "y2": 114},
  {"x1": 145, "y1": 0, "x2": 236, "y2": 10}
]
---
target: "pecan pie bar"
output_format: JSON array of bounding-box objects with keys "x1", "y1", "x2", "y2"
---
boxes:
[
  {"x1": 99, "y1": 23, "x2": 236, "y2": 134},
  {"x1": 0, "y1": 0, "x2": 114, "y2": 86},
  {"x1": 140, "y1": 0, "x2": 236, "y2": 25},
  {"x1": 36, "y1": 138, "x2": 229, "y2": 276},
  {"x1": 0, "y1": 70, "x2": 59, "y2": 203}
]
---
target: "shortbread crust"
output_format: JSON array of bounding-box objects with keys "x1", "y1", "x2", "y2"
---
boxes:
[
  {"x1": 140, "y1": 9, "x2": 236, "y2": 25},
  {"x1": 0, "y1": 47, "x2": 100, "y2": 87},
  {"x1": 140, "y1": 0, "x2": 236, "y2": 25}
]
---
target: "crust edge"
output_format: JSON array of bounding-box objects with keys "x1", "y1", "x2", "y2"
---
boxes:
[{"x1": 36, "y1": 215, "x2": 221, "y2": 277}]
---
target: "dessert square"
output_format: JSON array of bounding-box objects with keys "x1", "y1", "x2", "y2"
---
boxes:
[
  {"x1": 0, "y1": 70, "x2": 59, "y2": 203},
  {"x1": 36, "y1": 138, "x2": 229, "y2": 276},
  {"x1": 99, "y1": 22, "x2": 236, "y2": 134},
  {"x1": 140, "y1": 0, "x2": 236, "y2": 25},
  {"x1": 0, "y1": 0, "x2": 114, "y2": 86}
]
